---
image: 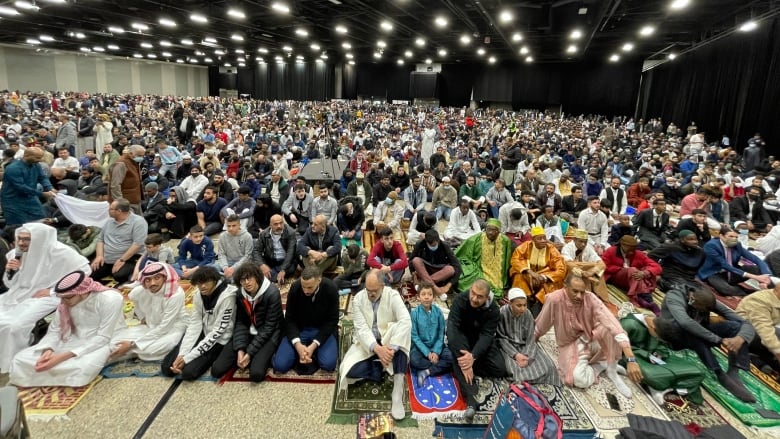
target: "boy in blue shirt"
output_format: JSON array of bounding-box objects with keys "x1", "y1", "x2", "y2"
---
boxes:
[
  {"x1": 410, "y1": 283, "x2": 453, "y2": 387},
  {"x1": 174, "y1": 225, "x2": 215, "y2": 279}
]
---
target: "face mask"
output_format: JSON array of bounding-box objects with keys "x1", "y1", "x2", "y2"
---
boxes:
[
  {"x1": 133, "y1": 156, "x2": 144, "y2": 163},
  {"x1": 738, "y1": 229, "x2": 749, "y2": 235},
  {"x1": 149, "y1": 176, "x2": 157, "y2": 181},
  {"x1": 384, "y1": 198, "x2": 393, "y2": 205},
  {"x1": 723, "y1": 238, "x2": 739, "y2": 248},
  {"x1": 426, "y1": 244, "x2": 438, "y2": 251}
]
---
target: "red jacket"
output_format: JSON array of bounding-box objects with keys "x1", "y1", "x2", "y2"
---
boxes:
[
  {"x1": 627, "y1": 183, "x2": 651, "y2": 208},
  {"x1": 367, "y1": 240, "x2": 408, "y2": 271},
  {"x1": 601, "y1": 245, "x2": 662, "y2": 281}
]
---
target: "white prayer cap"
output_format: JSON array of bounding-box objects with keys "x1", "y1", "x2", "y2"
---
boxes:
[{"x1": 507, "y1": 288, "x2": 527, "y2": 301}]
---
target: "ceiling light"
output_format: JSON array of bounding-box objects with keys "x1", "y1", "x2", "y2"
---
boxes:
[
  {"x1": 345, "y1": 53, "x2": 353, "y2": 59},
  {"x1": 315, "y1": 58, "x2": 323, "y2": 64},
  {"x1": 204, "y1": 57, "x2": 213, "y2": 62},
  {"x1": 271, "y1": 2, "x2": 290, "y2": 13},
  {"x1": 176, "y1": 59, "x2": 185, "y2": 63},
  {"x1": 525, "y1": 56, "x2": 533, "y2": 63},
  {"x1": 295, "y1": 29, "x2": 308, "y2": 37},
  {"x1": 141, "y1": 42, "x2": 153, "y2": 49},
  {"x1": 310, "y1": 43, "x2": 320, "y2": 50},
  {"x1": 131, "y1": 22, "x2": 149, "y2": 31},
  {"x1": 570, "y1": 29, "x2": 582, "y2": 40},
  {"x1": 499, "y1": 11, "x2": 513, "y2": 23},
  {"x1": 578, "y1": 7, "x2": 588, "y2": 15},
  {"x1": 215, "y1": 50, "x2": 225, "y2": 55},
  {"x1": 639, "y1": 25, "x2": 655, "y2": 36},
  {"x1": 667, "y1": 53, "x2": 676, "y2": 60},
  {"x1": 460, "y1": 35, "x2": 471, "y2": 45},
  {"x1": 147, "y1": 54, "x2": 157, "y2": 59},
  {"x1": 239, "y1": 62, "x2": 246, "y2": 66},
  {"x1": 15, "y1": 1, "x2": 39, "y2": 11},
  {"x1": 670, "y1": 0, "x2": 690, "y2": 10},
  {"x1": 159, "y1": 18, "x2": 177, "y2": 27},
  {"x1": 512, "y1": 33, "x2": 523, "y2": 42},
  {"x1": 231, "y1": 34, "x2": 244, "y2": 41},
  {"x1": 107, "y1": 44, "x2": 119, "y2": 50},
  {"x1": 93, "y1": 46, "x2": 105, "y2": 52},
  {"x1": 434, "y1": 16, "x2": 447, "y2": 27},
  {"x1": 373, "y1": 52, "x2": 381, "y2": 59},
  {"x1": 80, "y1": 47, "x2": 92, "y2": 52},
  {"x1": 195, "y1": 50, "x2": 205, "y2": 56},
  {"x1": 108, "y1": 26, "x2": 124, "y2": 34},
  {"x1": 348, "y1": 60, "x2": 355, "y2": 65},
  {"x1": 159, "y1": 40, "x2": 172, "y2": 47},
  {"x1": 296, "y1": 54, "x2": 304, "y2": 60},
  {"x1": 258, "y1": 47, "x2": 269, "y2": 53},
  {"x1": 162, "y1": 51, "x2": 172, "y2": 57},
  {"x1": 396, "y1": 59, "x2": 404, "y2": 65},
  {"x1": 380, "y1": 21, "x2": 393, "y2": 31},
  {"x1": 257, "y1": 57, "x2": 265, "y2": 63},
  {"x1": 224, "y1": 63, "x2": 232, "y2": 67},
  {"x1": 488, "y1": 56, "x2": 496, "y2": 64},
  {"x1": 320, "y1": 53, "x2": 328, "y2": 59},
  {"x1": 609, "y1": 54, "x2": 620, "y2": 62},
  {"x1": 477, "y1": 48, "x2": 486, "y2": 56},
  {"x1": 282, "y1": 45, "x2": 293, "y2": 52},
  {"x1": 190, "y1": 14, "x2": 208, "y2": 23},
  {"x1": 227, "y1": 9, "x2": 246, "y2": 19},
  {"x1": 342, "y1": 42, "x2": 352, "y2": 49},
  {"x1": 425, "y1": 58, "x2": 432, "y2": 64},
  {"x1": 335, "y1": 25, "x2": 348, "y2": 34},
  {"x1": 519, "y1": 46, "x2": 529, "y2": 55},
  {"x1": 39, "y1": 35, "x2": 55, "y2": 42},
  {"x1": 377, "y1": 40, "x2": 386, "y2": 48},
  {"x1": 235, "y1": 49, "x2": 245, "y2": 54},
  {"x1": 190, "y1": 58, "x2": 198, "y2": 63},
  {"x1": 438, "y1": 48, "x2": 447, "y2": 57},
  {"x1": 75, "y1": 32, "x2": 85, "y2": 39},
  {"x1": 133, "y1": 53, "x2": 143, "y2": 58},
  {"x1": 566, "y1": 45, "x2": 577, "y2": 53},
  {"x1": 181, "y1": 39, "x2": 193, "y2": 45},
  {"x1": 204, "y1": 37, "x2": 217, "y2": 43},
  {"x1": 26, "y1": 38, "x2": 40, "y2": 45},
  {"x1": 622, "y1": 42, "x2": 634, "y2": 52},
  {"x1": 404, "y1": 50, "x2": 413, "y2": 58},
  {"x1": 739, "y1": 20, "x2": 758, "y2": 32},
  {"x1": 415, "y1": 38, "x2": 425, "y2": 47},
  {"x1": 0, "y1": 6, "x2": 20, "y2": 16},
  {"x1": 275, "y1": 55, "x2": 283, "y2": 60}
]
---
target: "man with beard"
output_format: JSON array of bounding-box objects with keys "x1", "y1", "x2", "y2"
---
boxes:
[
  {"x1": 252, "y1": 214, "x2": 298, "y2": 284},
  {"x1": 0, "y1": 147, "x2": 55, "y2": 225},
  {"x1": 603, "y1": 236, "x2": 662, "y2": 315},
  {"x1": 196, "y1": 186, "x2": 229, "y2": 236},
  {"x1": 648, "y1": 230, "x2": 706, "y2": 291},
  {"x1": 698, "y1": 227, "x2": 772, "y2": 297},
  {"x1": 337, "y1": 200, "x2": 365, "y2": 243},
  {"x1": 282, "y1": 183, "x2": 314, "y2": 235}
]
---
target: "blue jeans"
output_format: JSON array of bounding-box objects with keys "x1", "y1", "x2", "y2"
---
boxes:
[
  {"x1": 272, "y1": 327, "x2": 338, "y2": 373},
  {"x1": 173, "y1": 259, "x2": 205, "y2": 277},
  {"x1": 410, "y1": 346, "x2": 454, "y2": 377},
  {"x1": 435, "y1": 206, "x2": 452, "y2": 221},
  {"x1": 374, "y1": 257, "x2": 404, "y2": 284}
]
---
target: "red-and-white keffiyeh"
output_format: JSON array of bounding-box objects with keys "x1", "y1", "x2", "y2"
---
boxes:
[
  {"x1": 53, "y1": 270, "x2": 111, "y2": 341},
  {"x1": 139, "y1": 262, "x2": 180, "y2": 298}
]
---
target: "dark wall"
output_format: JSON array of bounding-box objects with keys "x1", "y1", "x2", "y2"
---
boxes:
[
  {"x1": 209, "y1": 62, "x2": 334, "y2": 100},
  {"x1": 638, "y1": 17, "x2": 780, "y2": 150}
]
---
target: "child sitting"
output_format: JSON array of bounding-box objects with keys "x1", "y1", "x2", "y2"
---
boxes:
[
  {"x1": 608, "y1": 214, "x2": 634, "y2": 246},
  {"x1": 334, "y1": 243, "x2": 367, "y2": 295},
  {"x1": 64, "y1": 224, "x2": 101, "y2": 258},
  {"x1": 410, "y1": 283, "x2": 453, "y2": 387},
  {"x1": 132, "y1": 233, "x2": 176, "y2": 281},
  {"x1": 174, "y1": 225, "x2": 215, "y2": 279}
]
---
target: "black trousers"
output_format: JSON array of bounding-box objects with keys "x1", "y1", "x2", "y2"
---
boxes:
[
  {"x1": 160, "y1": 333, "x2": 225, "y2": 381},
  {"x1": 211, "y1": 339, "x2": 277, "y2": 382},
  {"x1": 705, "y1": 265, "x2": 761, "y2": 297},
  {"x1": 90, "y1": 255, "x2": 139, "y2": 284},
  {"x1": 660, "y1": 319, "x2": 750, "y2": 373},
  {"x1": 748, "y1": 327, "x2": 780, "y2": 372},
  {"x1": 451, "y1": 343, "x2": 508, "y2": 407}
]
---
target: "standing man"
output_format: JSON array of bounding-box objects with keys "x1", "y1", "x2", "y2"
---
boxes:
[
  {"x1": 75, "y1": 110, "x2": 95, "y2": 159},
  {"x1": 0, "y1": 147, "x2": 55, "y2": 225},
  {"x1": 109, "y1": 144, "x2": 145, "y2": 214},
  {"x1": 54, "y1": 114, "x2": 77, "y2": 154},
  {"x1": 176, "y1": 111, "x2": 196, "y2": 145},
  {"x1": 447, "y1": 279, "x2": 508, "y2": 423}
]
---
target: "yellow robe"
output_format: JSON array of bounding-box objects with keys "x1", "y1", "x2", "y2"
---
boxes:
[{"x1": 509, "y1": 242, "x2": 566, "y2": 303}]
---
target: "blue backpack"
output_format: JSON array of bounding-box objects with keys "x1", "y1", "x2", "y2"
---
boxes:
[{"x1": 484, "y1": 382, "x2": 562, "y2": 439}]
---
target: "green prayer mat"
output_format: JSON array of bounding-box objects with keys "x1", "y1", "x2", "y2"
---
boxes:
[
  {"x1": 693, "y1": 349, "x2": 780, "y2": 427},
  {"x1": 326, "y1": 321, "x2": 418, "y2": 427}
]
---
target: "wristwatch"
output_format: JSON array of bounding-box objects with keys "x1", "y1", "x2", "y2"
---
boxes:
[{"x1": 626, "y1": 356, "x2": 637, "y2": 363}]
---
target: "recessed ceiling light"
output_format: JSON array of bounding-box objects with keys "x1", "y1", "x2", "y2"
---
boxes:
[
  {"x1": 570, "y1": 29, "x2": 582, "y2": 40},
  {"x1": 415, "y1": 38, "x2": 425, "y2": 47},
  {"x1": 227, "y1": 9, "x2": 246, "y2": 19},
  {"x1": 347, "y1": 60, "x2": 355, "y2": 65},
  {"x1": 438, "y1": 48, "x2": 447, "y2": 57},
  {"x1": 190, "y1": 14, "x2": 208, "y2": 23},
  {"x1": 224, "y1": 63, "x2": 232, "y2": 67},
  {"x1": 141, "y1": 42, "x2": 153, "y2": 49},
  {"x1": 282, "y1": 45, "x2": 293, "y2": 52},
  {"x1": 275, "y1": 55, "x2": 283, "y2": 60},
  {"x1": 315, "y1": 58, "x2": 323, "y2": 64},
  {"x1": 204, "y1": 37, "x2": 217, "y2": 43},
  {"x1": 258, "y1": 47, "x2": 269, "y2": 53},
  {"x1": 296, "y1": 54, "x2": 304, "y2": 59},
  {"x1": 26, "y1": 38, "x2": 40, "y2": 45},
  {"x1": 609, "y1": 54, "x2": 620, "y2": 62},
  {"x1": 639, "y1": 25, "x2": 655, "y2": 36},
  {"x1": 231, "y1": 34, "x2": 244, "y2": 41},
  {"x1": 0, "y1": 6, "x2": 20, "y2": 16},
  {"x1": 108, "y1": 26, "x2": 124, "y2": 34},
  {"x1": 176, "y1": 59, "x2": 185, "y2": 63},
  {"x1": 239, "y1": 62, "x2": 246, "y2": 66},
  {"x1": 739, "y1": 20, "x2": 757, "y2": 32},
  {"x1": 190, "y1": 58, "x2": 199, "y2": 63},
  {"x1": 235, "y1": 49, "x2": 245, "y2": 54},
  {"x1": 162, "y1": 51, "x2": 172, "y2": 57},
  {"x1": 310, "y1": 43, "x2": 320, "y2": 50},
  {"x1": 133, "y1": 53, "x2": 143, "y2": 58},
  {"x1": 499, "y1": 11, "x2": 513, "y2": 23},
  {"x1": 204, "y1": 57, "x2": 213, "y2": 62},
  {"x1": 295, "y1": 29, "x2": 308, "y2": 37},
  {"x1": 434, "y1": 16, "x2": 447, "y2": 27},
  {"x1": 181, "y1": 39, "x2": 193, "y2": 45},
  {"x1": 519, "y1": 46, "x2": 529, "y2": 55},
  {"x1": 345, "y1": 53, "x2": 353, "y2": 59},
  {"x1": 320, "y1": 53, "x2": 328, "y2": 59},
  {"x1": 396, "y1": 59, "x2": 404, "y2": 65},
  {"x1": 93, "y1": 46, "x2": 105, "y2": 52},
  {"x1": 566, "y1": 44, "x2": 577, "y2": 53},
  {"x1": 159, "y1": 40, "x2": 172, "y2": 47},
  {"x1": 404, "y1": 50, "x2": 413, "y2": 58},
  {"x1": 667, "y1": 53, "x2": 676, "y2": 60},
  {"x1": 512, "y1": 33, "x2": 523, "y2": 42},
  {"x1": 75, "y1": 32, "x2": 85, "y2": 39},
  {"x1": 214, "y1": 50, "x2": 225, "y2": 55},
  {"x1": 131, "y1": 22, "x2": 149, "y2": 31},
  {"x1": 525, "y1": 56, "x2": 533, "y2": 63},
  {"x1": 159, "y1": 18, "x2": 177, "y2": 27},
  {"x1": 40, "y1": 35, "x2": 55, "y2": 42},
  {"x1": 107, "y1": 44, "x2": 119, "y2": 50},
  {"x1": 377, "y1": 40, "x2": 386, "y2": 48},
  {"x1": 257, "y1": 57, "x2": 265, "y2": 63},
  {"x1": 373, "y1": 52, "x2": 381, "y2": 59},
  {"x1": 342, "y1": 42, "x2": 352, "y2": 49},
  {"x1": 622, "y1": 42, "x2": 634, "y2": 52},
  {"x1": 380, "y1": 21, "x2": 393, "y2": 31},
  {"x1": 147, "y1": 53, "x2": 157, "y2": 58},
  {"x1": 271, "y1": 2, "x2": 290, "y2": 14},
  {"x1": 425, "y1": 58, "x2": 432, "y2": 64},
  {"x1": 460, "y1": 35, "x2": 471, "y2": 45},
  {"x1": 488, "y1": 56, "x2": 497, "y2": 64},
  {"x1": 14, "y1": 1, "x2": 39, "y2": 11},
  {"x1": 335, "y1": 25, "x2": 348, "y2": 34},
  {"x1": 670, "y1": 0, "x2": 690, "y2": 10},
  {"x1": 477, "y1": 48, "x2": 486, "y2": 56}
]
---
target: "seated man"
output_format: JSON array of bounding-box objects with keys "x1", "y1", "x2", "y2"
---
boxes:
[
  {"x1": 698, "y1": 226, "x2": 773, "y2": 297},
  {"x1": 603, "y1": 236, "x2": 662, "y2": 315},
  {"x1": 211, "y1": 263, "x2": 283, "y2": 382},
  {"x1": 272, "y1": 267, "x2": 339, "y2": 375},
  {"x1": 431, "y1": 176, "x2": 459, "y2": 221},
  {"x1": 459, "y1": 174, "x2": 485, "y2": 210},
  {"x1": 608, "y1": 214, "x2": 634, "y2": 247},
  {"x1": 196, "y1": 186, "x2": 228, "y2": 236},
  {"x1": 90, "y1": 198, "x2": 148, "y2": 284},
  {"x1": 403, "y1": 175, "x2": 427, "y2": 220},
  {"x1": 496, "y1": 288, "x2": 561, "y2": 386},
  {"x1": 282, "y1": 183, "x2": 313, "y2": 235},
  {"x1": 655, "y1": 286, "x2": 756, "y2": 402},
  {"x1": 109, "y1": 263, "x2": 187, "y2": 362},
  {"x1": 214, "y1": 215, "x2": 254, "y2": 280},
  {"x1": 311, "y1": 185, "x2": 338, "y2": 226},
  {"x1": 509, "y1": 226, "x2": 566, "y2": 311},
  {"x1": 561, "y1": 229, "x2": 608, "y2": 302},
  {"x1": 535, "y1": 205, "x2": 564, "y2": 246},
  {"x1": 220, "y1": 185, "x2": 255, "y2": 232},
  {"x1": 535, "y1": 272, "x2": 643, "y2": 397},
  {"x1": 736, "y1": 284, "x2": 780, "y2": 373},
  {"x1": 373, "y1": 191, "x2": 405, "y2": 238},
  {"x1": 339, "y1": 270, "x2": 411, "y2": 420},
  {"x1": 335, "y1": 243, "x2": 368, "y2": 293},
  {"x1": 455, "y1": 218, "x2": 514, "y2": 299},
  {"x1": 443, "y1": 199, "x2": 481, "y2": 245},
  {"x1": 162, "y1": 266, "x2": 237, "y2": 381},
  {"x1": 337, "y1": 200, "x2": 365, "y2": 244},
  {"x1": 297, "y1": 214, "x2": 342, "y2": 275},
  {"x1": 632, "y1": 198, "x2": 670, "y2": 250},
  {"x1": 9, "y1": 271, "x2": 124, "y2": 387},
  {"x1": 367, "y1": 227, "x2": 409, "y2": 284},
  {"x1": 410, "y1": 283, "x2": 453, "y2": 386},
  {"x1": 410, "y1": 229, "x2": 461, "y2": 300},
  {"x1": 406, "y1": 211, "x2": 437, "y2": 246},
  {"x1": 0, "y1": 224, "x2": 92, "y2": 373},
  {"x1": 676, "y1": 208, "x2": 711, "y2": 247},
  {"x1": 498, "y1": 201, "x2": 531, "y2": 246},
  {"x1": 173, "y1": 225, "x2": 216, "y2": 279},
  {"x1": 647, "y1": 230, "x2": 705, "y2": 291},
  {"x1": 252, "y1": 214, "x2": 298, "y2": 284},
  {"x1": 448, "y1": 279, "x2": 509, "y2": 423},
  {"x1": 577, "y1": 196, "x2": 610, "y2": 255}
]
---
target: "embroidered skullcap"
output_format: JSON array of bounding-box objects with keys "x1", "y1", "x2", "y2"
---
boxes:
[{"x1": 574, "y1": 229, "x2": 589, "y2": 240}]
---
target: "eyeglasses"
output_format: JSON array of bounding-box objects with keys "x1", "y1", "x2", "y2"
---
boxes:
[{"x1": 17, "y1": 237, "x2": 31, "y2": 242}]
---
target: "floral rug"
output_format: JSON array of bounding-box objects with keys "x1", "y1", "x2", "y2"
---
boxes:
[{"x1": 17, "y1": 377, "x2": 102, "y2": 420}]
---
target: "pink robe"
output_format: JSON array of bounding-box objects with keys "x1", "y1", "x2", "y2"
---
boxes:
[{"x1": 534, "y1": 289, "x2": 629, "y2": 387}]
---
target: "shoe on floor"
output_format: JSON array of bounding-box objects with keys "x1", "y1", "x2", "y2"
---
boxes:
[{"x1": 463, "y1": 406, "x2": 476, "y2": 423}]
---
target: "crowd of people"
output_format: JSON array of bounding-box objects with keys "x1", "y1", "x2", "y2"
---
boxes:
[{"x1": 1, "y1": 90, "x2": 779, "y2": 423}]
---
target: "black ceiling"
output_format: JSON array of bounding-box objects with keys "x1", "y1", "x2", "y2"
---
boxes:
[{"x1": 0, "y1": 0, "x2": 775, "y2": 67}]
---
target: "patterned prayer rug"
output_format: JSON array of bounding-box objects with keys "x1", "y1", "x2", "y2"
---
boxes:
[
  {"x1": 17, "y1": 377, "x2": 102, "y2": 420},
  {"x1": 326, "y1": 322, "x2": 417, "y2": 427},
  {"x1": 538, "y1": 332, "x2": 669, "y2": 431},
  {"x1": 431, "y1": 378, "x2": 597, "y2": 439},
  {"x1": 659, "y1": 393, "x2": 728, "y2": 429},
  {"x1": 220, "y1": 366, "x2": 336, "y2": 384},
  {"x1": 406, "y1": 371, "x2": 467, "y2": 420}
]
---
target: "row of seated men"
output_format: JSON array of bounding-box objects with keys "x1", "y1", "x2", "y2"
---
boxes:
[{"x1": 0, "y1": 213, "x2": 780, "y2": 418}]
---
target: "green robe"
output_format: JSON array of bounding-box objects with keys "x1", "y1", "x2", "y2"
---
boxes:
[{"x1": 455, "y1": 232, "x2": 514, "y2": 298}]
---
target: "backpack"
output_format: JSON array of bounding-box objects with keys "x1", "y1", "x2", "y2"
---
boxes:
[{"x1": 484, "y1": 382, "x2": 562, "y2": 439}]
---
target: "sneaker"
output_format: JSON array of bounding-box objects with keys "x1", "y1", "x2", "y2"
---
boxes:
[{"x1": 463, "y1": 406, "x2": 476, "y2": 424}]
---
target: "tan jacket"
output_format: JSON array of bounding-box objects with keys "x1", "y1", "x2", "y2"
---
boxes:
[{"x1": 736, "y1": 289, "x2": 780, "y2": 353}]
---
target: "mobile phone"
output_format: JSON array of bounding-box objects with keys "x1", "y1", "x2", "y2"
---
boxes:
[{"x1": 606, "y1": 392, "x2": 621, "y2": 411}]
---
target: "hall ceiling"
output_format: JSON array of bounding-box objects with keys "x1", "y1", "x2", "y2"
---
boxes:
[{"x1": 0, "y1": 0, "x2": 775, "y2": 67}]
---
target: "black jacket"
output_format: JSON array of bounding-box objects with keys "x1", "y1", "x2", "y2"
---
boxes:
[
  {"x1": 372, "y1": 183, "x2": 393, "y2": 207},
  {"x1": 283, "y1": 277, "x2": 339, "y2": 345},
  {"x1": 410, "y1": 239, "x2": 461, "y2": 282},
  {"x1": 674, "y1": 218, "x2": 711, "y2": 246},
  {"x1": 252, "y1": 224, "x2": 298, "y2": 274},
  {"x1": 297, "y1": 224, "x2": 341, "y2": 259},
  {"x1": 233, "y1": 282, "x2": 283, "y2": 358},
  {"x1": 561, "y1": 195, "x2": 587, "y2": 216},
  {"x1": 632, "y1": 208, "x2": 670, "y2": 238},
  {"x1": 446, "y1": 292, "x2": 500, "y2": 361},
  {"x1": 729, "y1": 196, "x2": 772, "y2": 226}
]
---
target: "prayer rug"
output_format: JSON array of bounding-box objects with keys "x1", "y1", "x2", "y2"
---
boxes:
[
  {"x1": 326, "y1": 322, "x2": 417, "y2": 427},
  {"x1": 606, "y1": 284, "x2": 665, "y2": 312},
  {"x1": 538, "y1": 332, "x2": 669, "y2": 431},
  {"x1": 17, "y1": 376, "x2": 102, "y2": 420},
  {"x1": 101, "y1": 359, "x2": 217, "y2": 382},
  {"x1": 264, "y1": 368, "x2": 336, "y2": 384},
  {"x1": 406, "y1": 371, "x2": 467, "y2": 420},
  {"x1": 659, "y1": 393, "x2": 728, "y2": 429},
  {"x1": 431, "y1": 379, "x2": 597, "y2": 439}
]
